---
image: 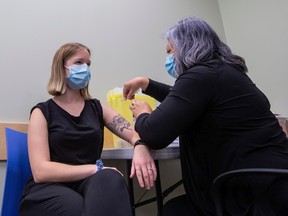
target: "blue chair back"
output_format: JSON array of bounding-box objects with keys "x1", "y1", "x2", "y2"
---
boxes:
[{"x1": 1, "y1": 128, "x2": 31, "y2": 216}]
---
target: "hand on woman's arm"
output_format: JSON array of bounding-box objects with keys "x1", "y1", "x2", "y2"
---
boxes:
[
  {"x1": 123, "y1": 77, "x2": 149, "y2": 100},
  {"x1": 129, "y1": 100, "x2": 152, "y2": 118}
]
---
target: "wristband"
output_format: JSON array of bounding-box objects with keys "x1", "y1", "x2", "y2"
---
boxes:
[
  {"x1": 134, "y1": 139, "x2": 144, "y2": 148},
  {"x1": 96, "y1": 159, "x2": 104, "y2": 172}
]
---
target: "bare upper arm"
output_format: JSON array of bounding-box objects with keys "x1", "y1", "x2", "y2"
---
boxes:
[{"x1": 28, "y1": 108, "x2": 50, "y2": 173}]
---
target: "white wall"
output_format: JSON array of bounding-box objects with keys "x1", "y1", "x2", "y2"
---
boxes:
[
  {"x1": 0, "y1": 0, "x2": 224, "y2": 215},
  {"x1": 218, "y1": 0, "x2": 288, "y2": 116},
  {"x1": 0, "y1": 0, "x2": 224, "y2": 122},
  {"x1": 1, "y1": 0, "x2": 287, "y2": 214}
]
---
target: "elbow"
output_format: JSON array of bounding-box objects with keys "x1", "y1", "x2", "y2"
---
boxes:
[
  {"x1": 141, "y1": 136, "x2": 171, "y2": 150},
  {"x1": 33, "y1": 175, "x2": 42, "y2": 184},
  {"x1": 135, "y1": 129, "x2": 174, "y2": 150},
  {"x1": 135, "y1": 114, "x2": 175, "y2": 149},
  {"x1": 32, "y1": 170, "x2": 45, "y2": 183},
  {"x1": 149, "y1": 144, "x2": 166, "y2": 150},
  {"x1": 31, "y1": 167, "x2": 50, "y2": 183},
  {"x1": 149, "y1": 141, "x2": 168, "y2": 150}
]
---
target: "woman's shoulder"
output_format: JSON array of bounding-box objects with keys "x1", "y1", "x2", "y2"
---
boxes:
[
  {"x1": 87, "y1": 98, "x2": 104, "y2": 113},
  {"x1": 87, "y1": 98, "x2": 101, "y2": 107},
  {"x1": 184, "y1": 62, "x2": 241, "y2": 80},
  {"x1": 180, "y1": 63, "x2": 219, "y2": 81},
  {"x1": 31, "y1": 99, "x2": 52, "y2": 112},
  {"x1": 188, "y1": 61, "x2": 222, "y2": 72},
  {"x1": 29, "y1": 99, "x2": 53, "y2": 122},
  {"x1": 87, "y1": 98, "x2": 104, "y2": 127}
]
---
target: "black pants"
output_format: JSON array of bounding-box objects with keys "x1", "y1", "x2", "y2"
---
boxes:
[
  {"x1": 162, "y1": 194, "x2": 197, "y2": 216},
  {"x1": 19, "y1": 169, "x2": 132, "y2": 216}
]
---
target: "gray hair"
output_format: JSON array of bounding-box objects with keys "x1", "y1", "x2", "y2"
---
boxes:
[{"x1": 165, "y1": 17, "x2": 248, "y2": 77}]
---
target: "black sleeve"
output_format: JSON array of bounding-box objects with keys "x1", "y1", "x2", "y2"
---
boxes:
[
  {"x1": 92, "y1": 99, "x2": 104, "y2": 131},
  {"x1": 30, "y1": 101, "x2": 50, "y2": 124},
  {"x1": 135, "y1": 67, "x2": 217, "y2": 149},
  {"x1": 142, "y1": 79, "x2": 172, "y2": 102}
]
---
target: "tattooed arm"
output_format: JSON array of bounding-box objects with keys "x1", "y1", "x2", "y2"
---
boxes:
[
  {"x1": 101, "y1": 103, "x2": 137, "y2": 144},
  {"x1": 101, "y1": 103, "x2": 157, "y2": 189}
]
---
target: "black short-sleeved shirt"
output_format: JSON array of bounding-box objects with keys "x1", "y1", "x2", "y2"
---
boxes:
[
  {"x1": 31, "y1": 98, "x2": 104, "y2": 165},
  {"x1": 20, "y1": 99, "x2": 104, "y2": 208},
  {"x1": 135, "y1": 62, "x2": 288, "y2": 214}
]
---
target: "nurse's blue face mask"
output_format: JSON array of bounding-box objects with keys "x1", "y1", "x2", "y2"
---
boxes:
[
  {"x1": 65, "y1": 64, "x2": 91, "y2": 90},
  {"x1": 165, "y1": 54, "x2": 177, "y2": 78}
]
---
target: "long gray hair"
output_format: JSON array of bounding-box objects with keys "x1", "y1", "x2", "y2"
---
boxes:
[{"x1": 165, "y1": 17, "x2": 248, "y2": 77}]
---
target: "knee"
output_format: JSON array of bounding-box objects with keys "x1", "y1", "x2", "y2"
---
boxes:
[
  {"x1": 90, "y1": 169, "x2": 126, "y2": 188},
  {"x1": 98, "y1": 168, "x2": 123, "y2": 180},
  {"x1": 62, "y1": 194, "x2": 83, "y2": 215}
]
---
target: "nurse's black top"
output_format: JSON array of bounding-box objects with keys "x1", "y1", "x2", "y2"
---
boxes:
[
  {"x1": 31, "y1": 98, "x2": 104, "y2": 165},
  {"x1": 135, "y1": 62, "x2": 288, "y2": 215}
]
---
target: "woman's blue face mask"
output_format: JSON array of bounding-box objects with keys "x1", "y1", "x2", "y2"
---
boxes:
[
  {"x1": 165, "y1": 54, "x2": 177, "y2": 78},
  {"x1": 65, "y1": 64, "x2": 91, "y2": 90}
]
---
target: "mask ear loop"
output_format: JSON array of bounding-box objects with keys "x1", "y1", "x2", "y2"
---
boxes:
[{"x1": 64, "y1": 65, "x2": 71, "y2": 78}]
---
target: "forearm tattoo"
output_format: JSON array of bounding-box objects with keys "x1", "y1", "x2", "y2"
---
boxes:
[{"x1": 107, "y1": 114, "x2": 132, "y2": 137}]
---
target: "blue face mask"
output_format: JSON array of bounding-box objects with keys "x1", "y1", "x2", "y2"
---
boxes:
[
  {"x1": 165, "y1": 54, "x2": 177, "y2": 78},
  {"x1": 65, "y1": 64, "x2": 91, "y2": 90}
]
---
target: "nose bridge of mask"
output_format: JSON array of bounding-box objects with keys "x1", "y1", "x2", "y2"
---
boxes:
[
  {"x1": 64, "y1": 64, "x2": 86, "y2": 73},
  {"x1": 69, "y1": 64, "x2": 90, "y2": 78},
  {"x1": 165, "y1": 54, "x2": 175, "y2": 69},
  {"x1": 69, "y1": 63, "x2": 88, "y2": 71},
  {"x1": 167, "y1": 53, "x2": 174, "y2": 60}
]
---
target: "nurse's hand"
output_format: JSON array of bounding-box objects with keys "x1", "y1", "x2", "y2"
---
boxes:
[
  {"x1": 123, "y1": 77, "x2": 149, "y2": 100},
  {"x1": 130, "y1": 144, "x2": 157, "y2": 190},
  {"x1": 129, "y1": 100, "x2": 152, "y2": 118}
]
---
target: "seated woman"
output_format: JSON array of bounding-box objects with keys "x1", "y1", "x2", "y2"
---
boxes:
[{"x1": 19, "y1": 42, "x2": 157, "y2": 216}]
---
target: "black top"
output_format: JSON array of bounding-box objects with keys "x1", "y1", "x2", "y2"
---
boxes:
[
  {"x1": 20, "y1": 99, "x2": 104, "y2": 207},
  {"x1": 135, "y1": 62, "x2": 288, "y2": 214},
  {"x1": 31, "y1": 98, "x2": 104, "y2": 165}
]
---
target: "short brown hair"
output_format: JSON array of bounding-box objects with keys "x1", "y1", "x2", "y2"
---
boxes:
[{"x1": 47, "y1": 42, "x2": 92, "y2": 100}]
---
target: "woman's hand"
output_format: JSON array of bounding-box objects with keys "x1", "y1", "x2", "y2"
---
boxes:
[
  {"x1": 130, "y1": 144, "x2": 157, "y2": 190},
  {"x1": 129, "y1": 100, "x2": 152, "y2": 118},
  {"x1": 123, "y1": 77, "x2": 149, "y2": 100}
]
